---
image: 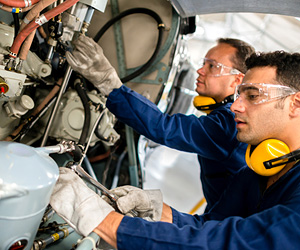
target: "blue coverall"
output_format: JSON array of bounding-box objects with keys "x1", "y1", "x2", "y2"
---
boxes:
[
  {"x1": 116, "y1": 162, "x2": 300, "y2": 249},
  {"x1": 107, "y1": 85, "x2": 247, "y2": 210}
]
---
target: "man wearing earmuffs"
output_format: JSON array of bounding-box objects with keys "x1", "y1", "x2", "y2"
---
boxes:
[
  {"x1": 51, "y1": 50, "x2": 300, "y2": 249},
  {"x1": 65, "y1": 35, "x2": 255, "y2": 211}
]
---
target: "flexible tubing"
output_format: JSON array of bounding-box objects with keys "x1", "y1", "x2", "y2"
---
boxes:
[
  {"x1": 20, "y1": 0, "x2": 57, "y2": 29},
  {"x1": 111, "y1": 149, "x2": 127, "y2": 189},
  {"x1": 38, "y1": 25, "x2": 47, "y2": 39},
  {"x1": 10, "y1": 0, "x2": 80, "y2": 57},
  {"x1": 13, "y1": 13, "x2": 20, "y2": 39},
  {"x1": 19, "y1": 15, "x2": 38, "y2": 60},
  {"x1": 0, "y1": 0, "x2": 40, "y2": 8},
  {"x1": 18, "y1": 0, "x2": 56, "y2": 60},
  {"x1": 74, "y1": 79, "x2": 91, "y2": 147},
  {"x1": 93, "y1": 8, "x2": 165, "y2": 83}
]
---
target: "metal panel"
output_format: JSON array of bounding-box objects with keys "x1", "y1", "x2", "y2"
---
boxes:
[{"x1": 170, "y1": 0, "x2": 300, "y2": 17}]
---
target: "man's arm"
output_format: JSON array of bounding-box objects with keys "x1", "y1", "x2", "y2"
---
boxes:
[
  {"x1": 161, "y1": 203, "x2": 173, "y2": 222},
  {"x1": 107, "y1": 85, "x2": 238, "y2": 158},
  {"x1": 95, "y1": 202, "x2": 300, "y2": 250},
  {"x1": 66, "y1": 35, "x2": 239, "y2": 159},
  {"x1": 93, "y1": 211, "x2": 123, "y2": 248},
  {"x1": 93, "y1": 203, "x2": 173, "y2": 247}
]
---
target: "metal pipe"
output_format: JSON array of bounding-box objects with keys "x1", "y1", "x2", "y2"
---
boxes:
[
  {"x1": 31, "y1": 226, "x2": 75, "y2": 250},
  {"x1": 78, "y1": 109, "x2": 105, "y2": 166},
  {"x1": 83, "y1": 156, "x2": 98, "y2": 182},
  {"x1": 76, "y1": 232, "x2": 100, "y2": 250},
  {"x1": 36, "y1": 140, "x2": 75, "y2": 154},
  {"x1": 40, "y1": 65, "x2": 72, "y2": 146}
]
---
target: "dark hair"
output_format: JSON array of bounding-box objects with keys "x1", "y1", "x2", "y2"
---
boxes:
[
  {"x1": 246, "y1": 51, "x2": 300, "y2": 91},
  {"x1": 217, "y1": 38, "x2": 255, "y2": 74}
]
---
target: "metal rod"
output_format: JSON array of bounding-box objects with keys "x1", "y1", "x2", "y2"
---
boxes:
[
  {"x1": 40, "y1": 65, "x2": 73, "y2": 146},
  {"x1": 78, "y1": 109, "x2": 105, "y2": 165}
]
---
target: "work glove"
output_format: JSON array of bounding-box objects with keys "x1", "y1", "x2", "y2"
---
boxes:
[
  {"x1": 50, "y1": 167, "x2": 114, "y2": 237},
  {"x1": 66, "y1": 35, "x2": 122, "y2": 96},
  {"x1": 103, "y1": 185, "x2": 163, "y2": 221}
]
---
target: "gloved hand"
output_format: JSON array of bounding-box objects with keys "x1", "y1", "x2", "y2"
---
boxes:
[
  {"x1": 66, "y1": 35, "x2": 122, "y2": 96},
  {"x1": 103, "y1": 185, "x2": 163, "y2": 221},
  {"x1": 50, "y1": 167, "x2": 114, "y2": 237}
]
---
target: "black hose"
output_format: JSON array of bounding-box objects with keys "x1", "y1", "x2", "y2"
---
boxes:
[
  {"x1": 74, "y1": 78, "x2": 91, "y2": 147},
  {"x1": 12, "y1": 13, "x2": 20, "y2": 40},
  {"x1": 93, "y1": 8, "x2": 165, "y2": 83},
  {"x1": 94, "y1": 112, "x2": 110, "y2": 142}
]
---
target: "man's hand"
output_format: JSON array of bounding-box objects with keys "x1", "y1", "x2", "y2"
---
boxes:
[
  {"x1": 50, "y1": 167, "x2": 114, "y2": 236},
  {"x1": 66, "y1": 35, "x2": 122, "y2": 96},
  {"x1": 103, "y1": 185, "x2": 163, "y2": 221}
]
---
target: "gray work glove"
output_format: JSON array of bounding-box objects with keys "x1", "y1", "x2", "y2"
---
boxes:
[
  {"x1": 65, "y1": 35, "x2": 122, "y2": 96},
  {"x1": 50, "y1": 167, "x2": 114, "y2": 237},
  {"x1": 103, "y1": 185, "x2": 163, "y2": 221}
]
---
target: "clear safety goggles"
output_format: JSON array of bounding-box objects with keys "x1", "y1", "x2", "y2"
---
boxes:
[
  {"x1": 234, "y1": 83, "x2": 297, "y2": 105},
  {"x1": 199, "y1": 58, "x2": 242, "y2": 77}
]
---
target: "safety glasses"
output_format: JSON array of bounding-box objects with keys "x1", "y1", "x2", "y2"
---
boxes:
[
  {"x1": 199, "y1": 58, "x2": 242, "y2": 77},
  {"x1": 234, "y1": 83, "x2": 297, "y2": 105}
]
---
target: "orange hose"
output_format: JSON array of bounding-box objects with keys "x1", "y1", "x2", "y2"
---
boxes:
[
  {"x1": 19, "y1": 15, "x2": 38, "y2": 60},
  {"x1": 18, "y1": 0, "x2": 57, "y2": 60},
  {"x1": 20, "y1": 0, "x2": 57, "y2": 30},
  {"x1": 0, "y1": 0, "x2": 40, "y2": 8},
  {"x1": 10, "y1": 0, "x2": 80, "y2": 57}
]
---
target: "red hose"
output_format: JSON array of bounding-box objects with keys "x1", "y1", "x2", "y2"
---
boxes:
[
  {"x1": 9, "y1": 0, "x2": 80, "y2": 57},
  {"x1": 0, "y1": 0, "x2": 40, "y2": 8}
]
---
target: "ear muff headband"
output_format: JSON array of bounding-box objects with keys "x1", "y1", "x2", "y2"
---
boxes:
[
  {"x1": 245, "y1": 139, "x2": 290, "y2": 176},
  {"x1": 193, "y1": 95, "x2": 234, "y2": 114}
]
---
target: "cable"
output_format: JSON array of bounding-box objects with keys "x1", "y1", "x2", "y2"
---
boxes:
[
  {"x1": 93, "y1": 8, "x2": 165, "y2": 83},
  {"x1": 74, "y1": 78, "x2": 91, "y2": 147}
]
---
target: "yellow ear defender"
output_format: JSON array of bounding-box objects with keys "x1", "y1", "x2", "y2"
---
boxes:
[
  {"x1": 193, "y1": 95, "x2": 234, "y2": 114},
  {"x1": 193, "y1": 96, "x2": 216, "y2": 114},
  {"x1": 245, "y1": 139, "x2": 300, "y2": 176}
]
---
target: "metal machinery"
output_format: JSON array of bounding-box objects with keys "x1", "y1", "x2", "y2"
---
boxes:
[{"x1": 0, "y1": 0, "x2": 196, "y2": 249}]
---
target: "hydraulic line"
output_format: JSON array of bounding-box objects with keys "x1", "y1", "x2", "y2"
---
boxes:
[
  {"x1": 111, "y1": 149, "x2": 127, "y2": 189},
  {"x1": 8, "y1": 0, "x2": 80, "y2": 58},
  {"x1": 16, "y1": 0, "x2": 58, "y2": 64},
  {"x1": 12, "y1": 13, "x2": 20, "y2": 40},
  {"x1": 18, "y1": 16, "x2": 37, "y2": 63},
  {"x1": 76, "y1": 232, "x2": 100, "y2": 250},
  {"x1": 94, "y1": 115, "x2": 110, "y2": 142},
  {"x1": 74, "y1": 78, "x2": 91, "y2": 147},
  {"x1": 31, "y1": 226, "x2": 75, "y2": 250},
  {"x1": 20, "y1": 0, "x2": 57, "y2": 28},
  {"x1": 4, "y1": 77, "x2": 63, "y2": 141},
  {"x1": 78, "y1": 109, "x2": 106, "y2": 166},
  {"x1": 83, "y1": 156, "x2": 98, "y2": 182},
  {"x1": 40, "y1": 65, "x2": 73, "y2": 146},
  {"x1": 0, "y1": 0, "x2": 40, "y2": 8},
  {"x1": 16, "y1": 95, "x2": 57, "y2": 142},
  {"x1": 93, "y1": 8, "x2": 165, "y2": 83}
]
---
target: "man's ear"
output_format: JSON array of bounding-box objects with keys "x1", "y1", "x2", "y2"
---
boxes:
[
  {"x1": 230, "y1": 73, "x2": 244, "y2": 89},
  {"x1": 290, "y1": 92, "x2": 300, "y2": 117}
]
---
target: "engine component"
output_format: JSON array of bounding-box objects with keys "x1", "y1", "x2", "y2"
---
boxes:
[
  {"x1": 0, "y1": 141, "x2": 59, "y2": 250},
  {"x1": 38, "y1": 88, "x2": 120, "y2": 146}
]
